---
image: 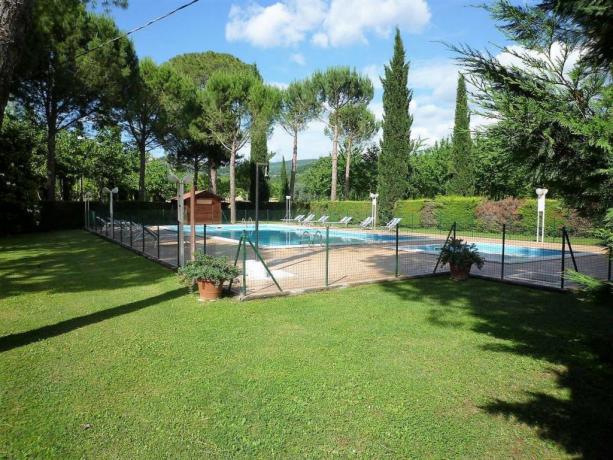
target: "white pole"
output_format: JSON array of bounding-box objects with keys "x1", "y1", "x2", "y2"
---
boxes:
[
  {"x1": 541, "y1": 208, "x2": 545, "y2": 242},
  {"x1": 178, "y1": 181, "x2": 185, "y2": 267}
]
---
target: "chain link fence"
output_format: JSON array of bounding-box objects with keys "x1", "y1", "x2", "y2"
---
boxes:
[{"x1": 85, "y1": 206, "x2": 612, "y2": 299}]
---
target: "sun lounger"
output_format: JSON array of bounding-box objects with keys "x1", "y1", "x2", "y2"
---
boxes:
[
  {"x1": 329, "y1": 216, "x2": 352, "y2": 226},
  {"x1": 281, "y1": 214, "x2": 304, "y2": 223},
  {"x1": 301, "y1": 214, "x2": 315, "y2": 225},
  {"x1": 383, "y1": 217, "x2": 402, "y2": 230},
  {"x1": 359, "y1": 216, "x2": 373, "y2": 228}
]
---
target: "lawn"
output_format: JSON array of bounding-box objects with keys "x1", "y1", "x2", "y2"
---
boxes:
[{"x1": 1, "y1": 231, "x2": 612, "y2": 458}]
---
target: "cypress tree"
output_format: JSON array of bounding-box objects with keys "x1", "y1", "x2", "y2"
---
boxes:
[
  {"x1": 378, "y1": 28, "x2": 413, "y2": 220},
  {"x1": 447, "y1": 73, "x2": 474, "y2": 195},
  {"x1": 278, "y1": 156, "x2": 289, "y2": 202},
  {"x1": 248, "y1": 126, "x2": 270, "y2": 204}
]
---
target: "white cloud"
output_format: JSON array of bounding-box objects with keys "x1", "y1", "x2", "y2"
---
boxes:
[
  {"x1": 226, "y1": 0, "x2": 326, "y2": 48},
  {"x1": 319, "y1": 0, "x2": 431, "y2": 47},
  {"x1": 269, "y1": 81, "x2": 289, "y2": 89},
  {"x1": 290, "y1": 53, "x2": 306, "y2": 66},
  {"x1": 311, "y1": 32, "x2": 329, "y2": 47},
  {"x1": 410, "y1": 60, "x2": 459, "y2": 103},
  {"x1": 226, "y1": 0, "x2": 431, "y2": 48}
]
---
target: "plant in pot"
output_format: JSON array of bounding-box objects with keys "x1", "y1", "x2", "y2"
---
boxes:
[
  {"x1": 439, "y1": 238, "x2": 485, "y2": 281},
  {"x1": 178, "y1": 253, "x2": 240, "y2": 301}
]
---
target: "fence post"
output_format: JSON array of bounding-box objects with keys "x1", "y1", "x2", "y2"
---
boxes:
[
  {"x1": 501, "y1": 224, "x2": 506, "y2": 280},
  {"x1": 130, "y1": 216, "x2": 133, "y2": 248},
  {"x1": 241, "y1": 231, "x2": 247, "y2": 296},
  {"x1": 561, "y1": 226, "x2": 566, "y2": 289},
  {"x1": 119, "y1": 220, "x2": 123, "y2": 245},
  {"x1": 203, "y1": 224, "x2": 207, "y2": 255},
  {"x1": 325, "y1": 226, "x2": 330, "y2": 287},
  {"x1": 157, "y1": 225, "x2": 160, "y2": 259},
  {"x1": 177, "y1": 222, "x2": 180, "y2": 267},
  {"x1": 453, "y1": 221, "x2": 457, "y2": 240},
  {"x1": 395, "y1": 223, "x2": 399, "y2": 277},
  {"x1": 92, "y1": 211, "x2": 96, "y2": 233},
  {"x1": 142, "y1": 222, "x2": 145, "y2": 253},
  {"x1": 607, "y1": 247, "x2": 613, "y2": 281}
]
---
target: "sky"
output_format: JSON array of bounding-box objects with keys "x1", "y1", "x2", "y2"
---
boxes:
[{"x1": 106, "y1": 0, "x2": 511, "y2": 161}]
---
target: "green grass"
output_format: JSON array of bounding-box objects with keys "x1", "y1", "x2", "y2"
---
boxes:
[{"x1": 1, "y1": 231, "x2": 612, "y2": 458}]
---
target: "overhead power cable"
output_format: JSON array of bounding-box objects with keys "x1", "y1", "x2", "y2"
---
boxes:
[{"x1": 76, "y1": 0, "x2": 201, "y2": 58}]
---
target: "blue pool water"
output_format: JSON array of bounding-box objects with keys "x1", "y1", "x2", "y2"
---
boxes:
[
  {"x1": 183, "y1": 224, "x2": 419, "y2": 247},
  {"x1": 409, "y1": 242, "x2": 563, "y2": 259}
]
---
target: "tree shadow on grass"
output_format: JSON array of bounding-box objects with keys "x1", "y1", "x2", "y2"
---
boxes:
[
  {"x1": 0, "y1": 230, "x2": 170, "y2": 299},
  {"x1": 0, "y1": 287, "x2": 186, "y2": 353},
  {"x1": 378, "y1": 277, "x2": 613, "y2": 459}
]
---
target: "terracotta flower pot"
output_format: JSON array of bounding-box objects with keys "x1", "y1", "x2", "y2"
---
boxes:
[
  {"x1": 449, "y1": 263, "x2": 472, "y2": 281},
  {"x1": 196, "y1": 280, "x2": 223, "y2": 301}
]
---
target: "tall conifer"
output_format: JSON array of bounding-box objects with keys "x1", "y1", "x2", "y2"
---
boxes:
[{"x1": 447, "y1": 73, "x2": 474, "y2": 195}]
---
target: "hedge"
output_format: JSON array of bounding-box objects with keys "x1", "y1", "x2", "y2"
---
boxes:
[
  {"x1": 309, "y1": 197, "x2": 595, "y2": 235},
  {"x1": 310, "y1": 200, "x2": 372, "y2": 221}
]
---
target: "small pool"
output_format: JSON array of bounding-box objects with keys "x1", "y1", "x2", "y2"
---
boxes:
[
  {"x1": 181, "y1": 224, "x2": 421, "y2": 248},
  {"x1": 402, "y1": 242, "x2": 575, "y2": 263}
]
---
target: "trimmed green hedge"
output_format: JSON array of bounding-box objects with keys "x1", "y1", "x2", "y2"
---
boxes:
[
  {"x1": 310, "y1": 197, "x2": 595, "y2": 235},
  {"x1": 310, "y1": 201, "x2": 372, "y2": 221},
  {"x1": 394, "y1": 199, "x2": 426, "y2": 226}
]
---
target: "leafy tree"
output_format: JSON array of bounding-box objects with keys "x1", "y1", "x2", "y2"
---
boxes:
[
  {"x1": 13, "y1": 0, "x2": 136, "y2": 200},
  {"x1": 378, "y1": 28, "x2": 413, "y2": 220},
  {"x1": 536, "y1": 1, "x2": 612, "y2": 67},
  {"x1": 203, "y1": 72, "x2": 277, "y2": 222},
  {"x1": 0, "y1": 115, "x2": 45, "y2": 233},
  {"x1": 278, "y1": 80, "x2": 320, "y2": 198},
  {"x1": 142, "y1": 158, "x2": 176, "y2": 201},
  {"x1": 452, "y1": 1, "x2": 613, "y2": 214},
  {"x1": 166, "y1": 52, "x2": 259, "y2": 194},
  {"x1": 336, "y1": 104, "x2": 378, "y2": 199},
  {"x1": 447, "y1": 74, "x2": 474, "y2": 195},
  {"x1": 278, "y1": 156, "x2": 290, "y2": 202},
  {"x1": 472, "y1": 126, "x2": 531, "y2": 199},
  {"x1": 409, "y1": 139, "x2": 452, "y2": 198},
  {"x1": 303, "y1": 144, "x2": 379, "y2": 200},
  {"x1": 115, "y1": 58, "x2": 190, "y2": 201},
  {"x1": 311, "y1": 67, "x2": 373, "y2": 201},
  {"x1": 0, "y1": 0, "x2": 128, "y2": 129},
  {"x1": 247, "y1": 84, "x2": 280, "y2": 205}
]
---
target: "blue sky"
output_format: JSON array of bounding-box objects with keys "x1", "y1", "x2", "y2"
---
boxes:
[{"x1": 107, "y1": 0, "x2": 510, "y2": 160}]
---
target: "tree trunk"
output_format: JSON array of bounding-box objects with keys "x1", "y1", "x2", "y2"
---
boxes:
[
  {"x1": 344, "y1": 137, "x2": 352, "y2": 200},
  {"x1": 46, "y1": 123, "x2": 57, "y2": 200},
  {"x1": 138, "y1": 140, "x2": 146, "y2": 201},
  {"x1": 193, "y1": 156, "x2": 199, "y2": 191},
  {"x1": 229, "y1": 143, "x2": 236, "y2": 223},
  {"x1": 289, "y1": 127, "x2": 298, "y2": 198},
  {"x1": 209, "y1": 158, "x2": 218, "y2": 194},
  {"x1": 0, "y1": 0, "x2": 34, "y2": 129},
  {"x1": 330, "y1": 123, "x2": 339, "y2": 201}
]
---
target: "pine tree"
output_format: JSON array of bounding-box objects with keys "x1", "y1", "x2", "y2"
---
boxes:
[
  {"x1": 447, "y1": 74, "x2": 474, "y2": 195},
  {"x1": 378, "y1": 28, "x2": 413, "y2": 220},
  {"x1": 278, "y1": 156, "x2": 289, "y2": 202}
]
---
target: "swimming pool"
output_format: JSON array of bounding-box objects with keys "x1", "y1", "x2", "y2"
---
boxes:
[
  {"x1": 182, "y1": 224, "x2": 420, "y2": 248},
  {"x1": 401, "y1": 242, "x2": 578, "y2": 262}
]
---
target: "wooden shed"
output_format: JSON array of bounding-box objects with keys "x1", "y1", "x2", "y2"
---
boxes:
[{"x1": 172, "y1": 190, "x2": 222, "y2": 224}]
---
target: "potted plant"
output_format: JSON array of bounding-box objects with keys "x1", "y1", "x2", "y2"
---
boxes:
[
  {"x1": 178, "y1": 253, "x2": 240, "y2": 301},
  {"x1": 439, "y1": 238, "x2": 485, "y2": 281}
]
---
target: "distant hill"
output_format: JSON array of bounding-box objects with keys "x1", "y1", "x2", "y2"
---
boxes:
[{"x1": 218, "y1": 158, "x2": 317, "y2": 177}]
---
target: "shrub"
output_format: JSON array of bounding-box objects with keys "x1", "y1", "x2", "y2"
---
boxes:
[
  {"x1": 518, "y1": 199, "x2": 565, "y2": 236},
  {"x1": 475, "y1": 197, "x2": 523, "y2": 232},
  {"x1": 394, "y1": 199, "x2": 426, "y2": 227},
  {"x1": 434, "y1": 196, "x2": 483, "y2": 229},
  {"x1": 177, "y1": 253, "x2": 240, "y2": 288},
  {"x1": 420, "y1": 200, "x2": 438, "y2": 227}
]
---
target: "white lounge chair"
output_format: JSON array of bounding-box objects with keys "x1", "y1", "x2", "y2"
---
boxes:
[
  {"x1": 359, "y1": 216, "x2": 373, "y2": 228},
  {"x1": 383, "y1": 217, "x2": 402, "y2": 230},
  {"x1": 329, "y1": 216, "x2": 352, "y2": 226},
  {"x1": 315, "y1": 215, "x2": 329, "y2": 224},
  {"x1": 301, "y1": 214, "x2": 315, "y2": 225},
  {"x1": 281, "y1": 214, "x2": 304, "y2": 223}
]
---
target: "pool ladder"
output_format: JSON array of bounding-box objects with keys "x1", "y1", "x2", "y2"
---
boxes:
[{"x1": 300, "y1": 230, "x2": 324, "y2": 246}]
